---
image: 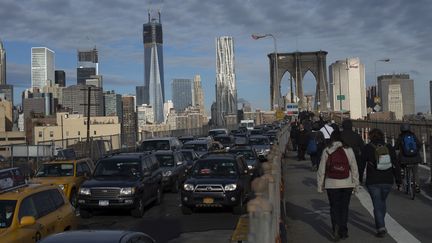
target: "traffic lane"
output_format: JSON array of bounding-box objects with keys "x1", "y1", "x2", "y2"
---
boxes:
[{"x1": 78, "y1": 192, "x2": 240, "y2": 243}]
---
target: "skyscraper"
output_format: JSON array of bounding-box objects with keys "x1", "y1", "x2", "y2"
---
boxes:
[
  {"x1": 143, "y1": 11, "x2": 164, "y2": 123},
  {"x1": 122, "y1": 95, "x2": 137, "y2": 147},
  {"x1": 215, "y1": 36, "x2": 237, "y2": 126},
  {"x1": 329, "y1": 58, "x2": 366, "y2": 119},
  {"x1": 135, "y1": 85, "x2": 147, "y2": 106},
  {"x1": 430, "y1": 81, "x2": 432, "y2": 112},
  {"x1": 62, "y1": 85, "x2": 104, "y2": 116},
  {"x1": 193, "y1": 74, "x2": 205, "y2": 112},
  {"x1": 31, "y1": 47, "x2": 55, "y2": 89},
  {"x1": 55, "y1": 70, "x2": 66, "y2": 87},
  {"x1": 0, "y1": 40, "x2": 6, "y2": 85},
  {"x1": 77, "y1": 47, "x2": 98, "y2": 85},
  {"x1": 104, "y1": 90, "x2": 123, "y2": 123},
  {"x1": 172, "y1": 78, "x2": 193, "y2": 112},
  {"x1": 378, "y1": 74, "x2": 415, "y2": 120}
]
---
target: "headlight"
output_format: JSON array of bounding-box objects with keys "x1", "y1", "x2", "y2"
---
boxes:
[
  {"x1": 79, "y1": 188, "x2": 91, "y2": 195},
  {"x1": 120, "y1": 187, "x2": 135, "y2": 195},
  {"x1": 183, "y1": 184, "x2": 194, "y2": 191},
  {"x1": 224, "y1": 184, "x2": 237, "y2": 191},
  {"x1": 163, "y1": 171, "x2": 173, "y2": 177},
  {"x1": 247, "y1": 165, "x2": 254, "y2": 170},
  {"x1": 265, "y1": 148, "x2": 270, "y2": 153}
]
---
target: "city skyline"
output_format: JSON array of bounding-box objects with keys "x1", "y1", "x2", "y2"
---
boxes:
[{"x1": 1, "y1": 0, "x2": 432, "y2": 112}]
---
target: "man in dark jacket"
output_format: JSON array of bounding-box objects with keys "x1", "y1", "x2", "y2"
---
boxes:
[
  {"x1": 308, "y1": 122, "x2": 325, "y2": 171},
  {"x1": 297, "y1": 123, "x2": 309, "y2": 161},
  {"x1": 341, "y1": 119, "x2": 365, "y2": 183},
  {"x1": 361, "y1": 128, "x2": 401, "y2": 237},
  {"x1": 290, "y1": 120, "x2": 299, "y2": 151},
  {"x1": 395, "y1": 123, "x2": 422, "y2": 192}
]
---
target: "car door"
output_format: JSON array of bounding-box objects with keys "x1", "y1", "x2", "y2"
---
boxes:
[
  {"x1": 32, "y1": 190, "x2": 58, "y2": 237},
  {"x1": 48, "y1": 189, "x2": 71, "y2": 233},
  {"x1": 16, "y1": 195, "x2": 40, "y2": 243},
  {"x1": 140, "y1": 157, "x2": 152, "y2": 203}
]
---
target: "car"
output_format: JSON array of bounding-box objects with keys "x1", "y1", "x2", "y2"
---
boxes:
[
  {"x1": 40, "y1": 230, "x2": 155, "y2": 243},
  {"x1": 234, "y1": 136, "x2": 249, "y2": 146},
  {"x1": 0, "y1": 168, "x2": 77, "y2": 243},
  {"x1": 250, "y1": 128, "x2": 264, "y2": 136},
  {"x1": 178, "y1": 135, "x2": 195, "y2": 145},
  {"x1": 154, "y1": 150, "x2": 187, "y2": 192},
  {"x1": 139, "y1": 137, "x2": 182, "y2": 152},
  {"x1": 180, "y1": 152, "x2": 251, "y2": 215},
  {"x1": 229, "y1": 145, "x2": 262, "y2": 178},
  {"x1": 248, "y1": 135, "x2": 271, "y2": 160},
  {"x1": 32, "y1": 158, "x2": 95, "y2": 207},
  {"x1": 77, "y1": 153, "x2": 163, "y2": 218},
  {"x1": 264, "y1": 129, "x2": 278, "y2": 143},
  {"x1": 213, "y1": 135, "x2": 236, "y2": 149},
  {"x1": 208, "y1": 128, "x2": 229, "y2": 137},
  {"x1": 180, "y1": 149, "x2": 200, "y2": 169},
  {"x1": 182, "y1": 139, "x2": 211, "y2": 157}
]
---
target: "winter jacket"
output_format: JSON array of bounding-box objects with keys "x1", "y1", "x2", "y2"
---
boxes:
[
  {"x1": 309, "y1": 130, "x2": 325, "y2": 156},
  {"x1": 317, "y1": 141, "x2": 360, "y2": 192},
  {"x1": 297, "y1": 129, "x2": 310, "y2": 147},
  {"x1": 360, "y1": 139, "x2": 402, "y2": 186},
  {"x1": 395, "y1": 131, "x2": 422, "y2": 164}
]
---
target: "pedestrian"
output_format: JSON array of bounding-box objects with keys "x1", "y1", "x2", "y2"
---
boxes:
[
  {"x1": 290, "y1": 120, "x2": 299, "y2": 151},
  {"x1": 307, "y1": 121, "x2": 325, "y2": 171},
  {"x1": 395, "y1": 123, "x2": 421, "y2": 192},
  {"x1": 320, "y1": 120, "x2": 334, "y2": 145},
  {"x1": 317, "y1": 130, "x2": 359, "y2": 241},
  {"x1": 360, "y1": 128, "x2": 401, "y2": 237},
  {"x1": 341, "y1": 119, "x2": 365, "y2": 183},
  {"x1": 297, "y1": 123, "x2": 309, "y2": 161}
]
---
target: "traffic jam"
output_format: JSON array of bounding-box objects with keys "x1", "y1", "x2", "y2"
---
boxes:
[{"x1": 0, "y1": 122, "x2": 283, "y2": 242}]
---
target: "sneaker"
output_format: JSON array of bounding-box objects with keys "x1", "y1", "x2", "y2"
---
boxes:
[
  {"x1": 333, "y1": 226, "x2": 340, "y2": 242},
  {"x1": 376, "y1": 229, "x2": 387, "y2": 238}
]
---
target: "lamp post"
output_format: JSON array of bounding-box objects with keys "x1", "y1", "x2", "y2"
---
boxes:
[
  {"x1": 374, "y1": 58, "x2": 390, "y2": 107},
  {"x1": 252, "y1": 33, "x2": 278, "y2": 110}
]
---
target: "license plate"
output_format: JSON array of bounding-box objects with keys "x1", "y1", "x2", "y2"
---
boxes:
[
  {"x1": 99, "y1": 200, "x2": 109, "y2": 206},
  {"x1": 203, "y1": 197, "x2": 214, "y2": 204}
]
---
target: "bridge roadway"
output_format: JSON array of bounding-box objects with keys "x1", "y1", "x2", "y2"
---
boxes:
[{"x1": 76, "y1": 150, "x2": 432, "y2": 243}]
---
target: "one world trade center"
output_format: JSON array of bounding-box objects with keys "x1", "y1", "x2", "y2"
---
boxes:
[{"x1": 143, "y1": 11, "x2": 164, "y2": 123}]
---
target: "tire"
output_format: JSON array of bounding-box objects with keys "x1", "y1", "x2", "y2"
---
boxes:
[
  {"x1": 80, "y1": 209, "x2": 92, "y2": 219},
  {"x1": 131, "y1": 198, "x2": 144, "y2": 218},
  {"x1": 70, "y1": 189, "x2": 77, "y2": 208},
  {"x1": 409, "y1": 169, "x2": 416, "y2": 200},
  {"x1": 154, "y1": 186, "x2": 163, "y2": 205},
  {"x1": 181, "y1": 205, "x2": 193, "y2": 215},
  {"x1": 171, "y1": 179, "x2": 179, "y2": 193}
]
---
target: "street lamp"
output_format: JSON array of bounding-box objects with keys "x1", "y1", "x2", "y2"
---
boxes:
[
  {"x1": 374, "y1": 58, "x2": 390, "y2": 107},
  {"x1": 252, "y1": 33, "x2": 278, "y2": 110}
]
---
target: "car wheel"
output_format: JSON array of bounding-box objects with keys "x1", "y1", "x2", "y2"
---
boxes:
[
  {"x1": 171, "y1": 179, "x2": 179, "y2": 193},
  {"x1": 155, "y1": 186, "x2": 163, "y2": 205},
  {"x1": 181, "y1": 205, "x2": 193, "y2": 215},
  {"x1": 131, "y1": 198, "x2": 144, "y2": 218},
  {"x1": 70, "y1": 189, "x2": 77, "y2": 208},
  {"x1": 80, "y1": 209, "x2": 92, "y2": 219}
]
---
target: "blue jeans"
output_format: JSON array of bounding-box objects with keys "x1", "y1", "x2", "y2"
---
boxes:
[{"x1": 367, "y1": 184, "x2": 392, "y2": 230}]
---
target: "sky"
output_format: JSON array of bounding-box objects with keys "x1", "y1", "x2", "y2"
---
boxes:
[{"x1": 1, "y1": 0, "x2": 432, "y2": 112}]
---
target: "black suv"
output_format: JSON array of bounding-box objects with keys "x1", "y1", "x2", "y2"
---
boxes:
[
  {"x1": 229, "y1": 145, "x2": 262, "y2": 178},
  {"x1": 77, "y1": 153, "x2": 163, "y2": 218},
  {"x1": 180, "y1": 152, "x2": 251, "y2": 215},
  {"x1": 154, "y1": 150, "x2": 187, "y2": 192}
]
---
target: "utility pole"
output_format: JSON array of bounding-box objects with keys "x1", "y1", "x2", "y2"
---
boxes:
[{"x1": 80, "y1": 86, "x2": 101, "y2": 144}]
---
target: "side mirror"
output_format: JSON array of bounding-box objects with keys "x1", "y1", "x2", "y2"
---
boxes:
[{"x1": 20, "y1": 216, "x2": 36, "y2": 227}]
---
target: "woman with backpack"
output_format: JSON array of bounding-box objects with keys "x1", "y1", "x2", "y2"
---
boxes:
[
  {"x1": 361, "y1": 128, "x2": 401, "y2": 238},
  {"x1": 317, "y1": 130, "x2": 359, "y2": 241}
]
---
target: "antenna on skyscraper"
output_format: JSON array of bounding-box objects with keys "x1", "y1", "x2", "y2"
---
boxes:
[
  {"x1": 158, "y1": 10, "x2": 161, "y2": 23},
  {"x1": 148, "y1": 10, "x2": 151, "y2": 22}
]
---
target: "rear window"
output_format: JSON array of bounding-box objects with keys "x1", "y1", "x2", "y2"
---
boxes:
[
  {"x1": 141, "y1": 140, "x2": 170, "y2": 151},
  {"x1": 249, "y1": 137, "x2": 269, "y2": 145},
  {"x1": 183, "y1": 143, "x2": 208, "y2": 152},
  {"x1": 35, "y1": 163, "x2": 74, "y2": 177}
]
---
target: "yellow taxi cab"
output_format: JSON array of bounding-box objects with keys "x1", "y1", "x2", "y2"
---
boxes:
[
  {"x1": 31, "y1": 158, "x2": 94, "y2": 207},
  {"x1": 0, "y1": 167, "x2": 77, "y2": 243}
]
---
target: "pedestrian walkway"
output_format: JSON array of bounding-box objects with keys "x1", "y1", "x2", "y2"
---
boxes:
[{"x1": 283, "y1": 150, "x2": 404, "y2": 243}]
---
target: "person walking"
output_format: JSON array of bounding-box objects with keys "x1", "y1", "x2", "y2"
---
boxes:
[
  {"x1": 396, "y1": 123, "x2": 421, "y2": 192},
  {"x1": 297, "y1": 123, "x2": 309, "y2": 161},
  {"x1": 341, "y1": 119, "x2": 365, "y2": 183},
  {"x1": 317, "y1": 130, "x2": 359, "y2": 241},
  {"x1": 290, "y1": 120, "x2": 299, "y2": 151},
  {"x1": 307, "y1": 122, "x2": 325, "y2": 171},
  {"x1": 360, "y1": 128, "x2": 401, "y2": 237},
  {"x1": 320, "y1": 120, "x2": 334, "y2": 145}
]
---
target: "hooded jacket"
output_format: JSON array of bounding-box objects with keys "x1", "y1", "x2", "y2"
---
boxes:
[{"x1": 317, "y1": 141, "x2": 360, "y2": 192}]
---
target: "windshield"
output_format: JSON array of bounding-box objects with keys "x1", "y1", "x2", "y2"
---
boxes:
[
  {"x1": 231, "y1": 150, "x2": 256, "y2": 160},
  {"x1": 209, "y1": 130, "x2": 226, "y2": 137},
  {"x1": 94, "y1": 160, "x2": 141, "y2": 177},
  {"x1": 214, "y1": 137, "x2": 232, "y2": 145},
  {"x1": 183, "y1": 143, "x2": 208, "y2": 152},
  {"x1": 192, "y1": 160, "x2": 238, "y2": 176},
  {"x1": 141, "y1": 140, "x2": 170, "y2": 151},
  {"x1": 0, "y1": 200, "x2": 16, "y2": 228},
  {"x1": 249, "y1": 138, "x2": 269, "y2": 145},
  {"x1": 181, "y1": 151, "x2": 193, "y2": 161},
  {"x1": 35, "y1": 163, "x2": 74, "y2": 177},
  {"x1": 156, "y1": 154, "x2": 175, "y2": 167}
]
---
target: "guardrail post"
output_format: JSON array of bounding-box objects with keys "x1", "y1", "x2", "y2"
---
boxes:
[
  {"x1": 248, "y1": 177, "x2": 273, "y2": 243},
  {"x1": 422, "y1": 135, "x2": 427, "y2": 165},
  {"x1": 391, "y1": 136, "x2": 395, "y2": 147}
]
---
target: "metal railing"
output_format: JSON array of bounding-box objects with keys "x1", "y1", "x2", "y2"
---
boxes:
[{"x1": 247, "y1": 125, "x2": 289, "y2": 243}]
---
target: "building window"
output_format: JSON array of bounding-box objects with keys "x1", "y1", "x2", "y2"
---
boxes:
[
  {"x1": 78, "y1": 131, "x2": 81, "y2": 136},
  {"x1": 49, "y1": 131, "x2": 54, "y2": 137},
  {"x1": 94, "y1": 131, "x2": 96, "y2": 135},
  {"x1": 38, "y1": 131, "x2": 42, "y2": 138}
]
